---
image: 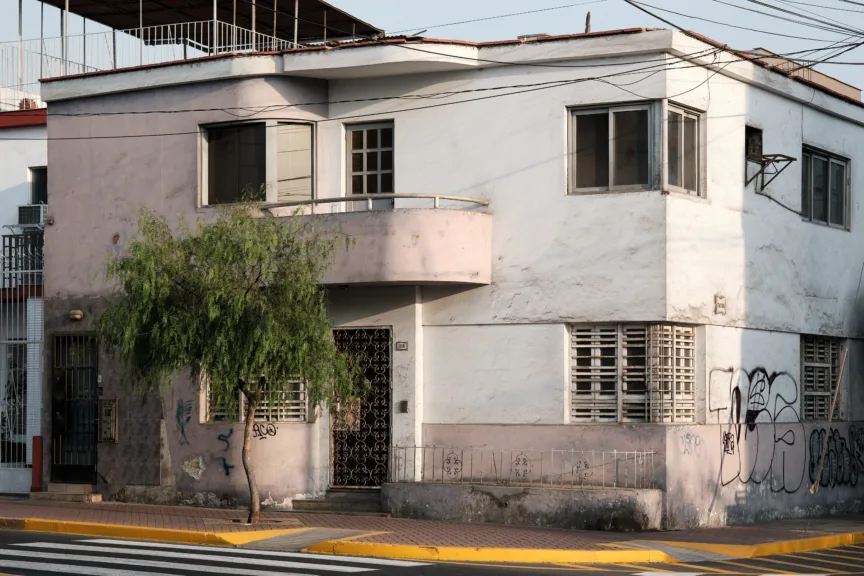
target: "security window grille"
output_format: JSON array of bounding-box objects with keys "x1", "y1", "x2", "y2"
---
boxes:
[
  {"x1": 569, "y1": 105, "x2": 651, "y2": 192},
  {"x1": 348, "y1": 123, "x2": 394, "y2": 197},
  {"x1": 254, "y1": 379, "x2": 307, "y2": 422},
  {"x1": 802, "y1": 148, "x2": 848, "y2": 228},
  {"x1": 802, "y1": 335, "x2": 843, "y2": 420},
  {"x1": 571, "y1": 324, "x2": 695, "y2": 423},
  {"x1": 667, "y1": 107, "x2": 700, "y2": 194}
]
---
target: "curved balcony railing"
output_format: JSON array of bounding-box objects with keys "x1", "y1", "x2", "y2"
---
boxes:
[{"x1": 262, "y1": 194, "x2": 489, "y2": 214}]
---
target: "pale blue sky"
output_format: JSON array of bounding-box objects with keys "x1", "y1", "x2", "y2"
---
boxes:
[{"x1": 2, "y1": 0, "x2": 862, "y2": 86}]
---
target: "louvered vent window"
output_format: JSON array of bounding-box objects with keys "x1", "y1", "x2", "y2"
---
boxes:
[
  {"x1": 571, "y1": 324, "x2": 695, "y2": 423},
  {"x1": 802, "y1": 335, "x2": 843, "y2": 421}
]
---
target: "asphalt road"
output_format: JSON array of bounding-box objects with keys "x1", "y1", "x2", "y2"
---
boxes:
[{"x1": 0, "y1": 529, "x2": 861, "y2": 575}]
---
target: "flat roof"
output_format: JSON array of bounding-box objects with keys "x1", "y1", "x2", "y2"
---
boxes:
[{"x1": 38, "y1": 0, "x2": 381, "y2": 43}]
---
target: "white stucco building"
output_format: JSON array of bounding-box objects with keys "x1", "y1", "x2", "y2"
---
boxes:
[
  {"x1": 32, "y1": 18, "x2": 864, "y2": 528},
  {"x1": 0, "y1": 109, "x2": 46, "y2": 494}
]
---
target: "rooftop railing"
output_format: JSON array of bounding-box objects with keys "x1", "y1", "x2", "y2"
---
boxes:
[{"x1": 0, "y1": 20, "x2": 297, "y2": 111}]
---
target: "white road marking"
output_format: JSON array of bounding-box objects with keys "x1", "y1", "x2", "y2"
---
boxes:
[
  {"x1": 0, "y1": 559, "x2": 181, "y2": 576},
  {"x1": 9, "y1": 542, "x2": 373, "y2": 573},
  {"x1": 78, "y1": 537, "x2": 431, "y2": 567}
]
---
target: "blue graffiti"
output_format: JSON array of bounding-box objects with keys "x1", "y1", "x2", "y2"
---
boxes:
[
  {"x1": 217, "y1": 428, "x2": 233, "y2": 451},
  {"x1": 176, "y1": 400, "x2": 192, "y2": 445},
  {"x1": 214, "y1": 457, "x2": 235, "y2": 476}
]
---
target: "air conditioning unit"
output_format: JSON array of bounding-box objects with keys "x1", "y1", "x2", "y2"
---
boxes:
[{"x1": 17, "y1": 204, "x2": 48, "y2": 227}]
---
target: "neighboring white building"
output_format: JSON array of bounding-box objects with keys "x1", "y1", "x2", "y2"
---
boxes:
[
  {"x1": 0, "y1": 109, "x2": 46, "y2": 494},
  {"x1": 33, "y1": 19, "x2": 864, "y2": 528}
]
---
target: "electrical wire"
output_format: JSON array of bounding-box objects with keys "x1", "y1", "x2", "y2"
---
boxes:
[
  {"x1": 388, "y1": 1, "x2": 609, "y2": 34},
  {"x1": 711, "y1": 0, "x2": 859, "y2": 35},
  {"x1": 743, "y1": 0, "x2": 864, "y2": 36}
]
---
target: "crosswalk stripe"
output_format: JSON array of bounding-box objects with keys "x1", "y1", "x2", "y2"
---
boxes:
[
  {"x1": 10, "y1": 542, "x2": 373, "y2": 573},
  {"x1": 79, "y1": 538, "x2": 430, "y2": 567},
  {"x1": 0, "y1": 559, "x2": 175, "y2": 576},
  {"x1": 0, "y1": 549, "x2": 314, "y2": 576}
]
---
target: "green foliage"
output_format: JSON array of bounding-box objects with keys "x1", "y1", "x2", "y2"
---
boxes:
[{"x1": 98, "y1": 203, "x2": 365, "y2": 419}]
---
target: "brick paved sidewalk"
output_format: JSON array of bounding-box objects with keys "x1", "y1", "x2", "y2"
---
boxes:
[{"x1": 0, "y1": 497, "x2": 861, "y2": 551}]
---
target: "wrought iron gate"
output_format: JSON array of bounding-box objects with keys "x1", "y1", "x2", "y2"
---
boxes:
[
  {"x1": 51, "y1": 334, "x2": 98, "y2": 484},
  {"x1": 332, "y1": 328, "x2": 391, "y2": 487}
]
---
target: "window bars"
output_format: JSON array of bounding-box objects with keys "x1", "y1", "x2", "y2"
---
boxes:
[
  {"x1": 571, "y1": 324, "x2": 695, "y2": 423},
  {"x1": 802, "y1": 335, "x2": 844, "y2": 421}
]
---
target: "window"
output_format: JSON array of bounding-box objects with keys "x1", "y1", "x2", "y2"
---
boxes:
[
  {"x1": 570, "y1": 324, "x2": 695, "y2": 423},
  {"x1": 667, "y1": 107, "x2": 700, "y2": 194},
  {"x1": 254, "y1": 379, "x2": 307, "y2": 422},
  {"x1": 205, "y1": 378, "x2": 307, "y2": 423},
  {"x1": 30, "y1": 167, "x2": 47, "y2": 205},
  {"x1": 207, "y1": 123, "x2": 266, "y2": 204},
  {"x1": 348, "y1": 123, "x2": 394, "y2": 200},
  {"x1": 202, "y1": 122, "x2": 313, "y2": 206},
  {"x1": 801, "y1": 148, "x2": 848, "y2": 228},
  {"x1": 569, "y1": 105, "x2": 651, "y2": 192},
  {"x1": 802, "y1": 335, "x2": 844, "y2": 420},
  {"x1": 745, "y1": 126, "x2": 763, "y2": 159}
]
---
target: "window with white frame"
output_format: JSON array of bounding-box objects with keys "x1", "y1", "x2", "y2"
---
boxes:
[
  {"x1": 569, "y1": 105, "x2": 651, "y2": 193},
  {"x1": 201, "y1": 121, "x2": 313, "y2": 206},
  {"x1": 347, "y1": 123, "x2": 394, "y2": 201},
  {"x1": 570, "y1": 324, "x2": 695, "y2": 423},
  {"x1": 801, "y1": 335, "x2": 844, "y2": 420},
  {"x1": 801, "y1": 148, "x2": 849, "y2": 229},
  {"x1": 667, "y1": 106, "x2": 700, "y2": 195}
]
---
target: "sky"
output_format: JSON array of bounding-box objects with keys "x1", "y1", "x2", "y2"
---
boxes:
[{"x1": 2, "y1": 0, "x2": 863, "y2": 87}]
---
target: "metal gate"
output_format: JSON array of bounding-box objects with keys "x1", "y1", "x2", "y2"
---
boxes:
[
  {"x1": 0, "y1": 231, "x2": 44, "y2": 492},
  {"x1": 332, "y1": 328, "x2": 391, "y2": 487},
  {"x1": 51, "y1": 334, "x2": 98, "y2": 484}
]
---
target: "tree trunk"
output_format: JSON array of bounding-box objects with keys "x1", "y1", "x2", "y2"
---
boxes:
[{"x1": 243, "y1": 392, "x2": 260, "y2": 524}]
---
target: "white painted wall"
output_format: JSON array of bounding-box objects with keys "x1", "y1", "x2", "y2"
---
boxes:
[
  {"x1": 424, "y1": 324, "x2": 568, "y2": 424},
  {"x1": 0, "y1": 125, "x2": 45, "y2": 230}
]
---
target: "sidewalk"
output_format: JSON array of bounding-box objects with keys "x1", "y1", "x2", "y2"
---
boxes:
[{"x1": 0, "y1": 497, "x2": 861, "y2": 564}]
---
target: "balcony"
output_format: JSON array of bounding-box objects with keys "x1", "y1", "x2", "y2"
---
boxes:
[{"x1": 266, "y1": 194, "x2": 492, "y2": 286}]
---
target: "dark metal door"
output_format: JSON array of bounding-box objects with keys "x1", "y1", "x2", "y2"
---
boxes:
[
  {"x1": 332, "y1": 328, "x2": 391, "y2": 487},
  {"x1": 51, "y1": 334, "x2": 98, "y2": 484}
]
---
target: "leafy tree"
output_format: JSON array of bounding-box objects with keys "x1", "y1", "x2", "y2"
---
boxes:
[{"x1": 98, "y1": 204, "x2": 365, "y2": 523}]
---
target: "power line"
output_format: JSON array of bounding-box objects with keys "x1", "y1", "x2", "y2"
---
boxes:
[
  {"x1": 743, "y1": 0, "x2": 864, "y2": 36},
  {"x1": 388, "y1": 1, "x2": 608, "y2": 34},
  {"x1": 780, "y1": 0, "x2": 864, "y2": 13},
  {"x1": 711, "y1": 0, "x2": 858, "y2": 35}
]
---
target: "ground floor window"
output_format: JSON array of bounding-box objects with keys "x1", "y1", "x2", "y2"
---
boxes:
[
  {"x1": 570, "y1": 324, "x2": 695, "y2": 423},
  {"x1": 801, "y1": 335, "x2": 844, "y2": 421},
  {"x1": 205, "y1": 378, "x2": 307, "y2": 423}
]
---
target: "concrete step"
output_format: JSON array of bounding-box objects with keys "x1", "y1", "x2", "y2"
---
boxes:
[
  {"x1": 31, "y1": 492, "x2": 102, "y2": 503},
  {"x1": 292, "y1": 498, "x2": 382, "y2": 513},
  {"x1": 46, "y1": 483, "x2": 96, "y2": 495},
  {"x1": 324, "y1": 488, "x2": 381, "y2": 502}
]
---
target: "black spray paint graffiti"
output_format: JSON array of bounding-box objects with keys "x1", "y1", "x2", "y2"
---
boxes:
[
  {"x1": 253, "y1": 422, "x2": 277, "y2": 440},
  {"x1": 809, "y1": 427, "x2": 864, "y2": 488},
  {"x1": 213, "y1": 428, "x2": 235, "y2": 476},
  {"x1": 176, "y1": 400, "x2": 192, "y2": 445},
  {"x1": 709, "y1": 367, "x2": 806, "y2": 494}
]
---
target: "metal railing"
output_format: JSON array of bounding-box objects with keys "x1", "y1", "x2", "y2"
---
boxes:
[
  {"x1": 263, "y1": 194, "x2": 490, "y2": 214},
  {"x1": 389, "y1": 446, "x2": 658, "y2": 490},
  {"x1": 0, "y1": 20, "x2": 297, "y2": 111}
]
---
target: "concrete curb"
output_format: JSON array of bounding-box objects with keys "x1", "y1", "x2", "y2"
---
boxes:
[
  {"x1": 303, "y1": 540, "x2": 677, "y2": 564},
  {"x1": 0, "y1": 517, "x2": 307, "y2": 546},
  {"x1": 647, "y1": 530, "x2": 864, "y2": 559}
]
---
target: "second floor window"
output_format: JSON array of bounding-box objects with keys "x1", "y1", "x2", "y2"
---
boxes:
[
  {"x1": 801, "y1": 148, "x2": 848, "y2": 228},
  {"x1": 667, "y1": 107, "x2": 699, "y2": 194},
  {"x1": 570, "y1": 105, "x2": 651, "y2": 192},
  {"x1": 30, "y1": 167, "x2": 47, "y2": 205},
  {"x1": 202, "y1": 121, "x2": 313, "y2": 206},
  {"x1": 348, "y1": 123, "x2": 394, "y2": 195}
]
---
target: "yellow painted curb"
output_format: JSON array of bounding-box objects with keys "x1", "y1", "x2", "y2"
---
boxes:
[
  {"x1": 648, "y1": 531, "x2": 864, "y2": 559},
  {"x1": 304, "y1": 540, "x2": 677, "y2": 564},
  {"x1": 0, "y1": 517, "x2": 306, "y2": 547}
]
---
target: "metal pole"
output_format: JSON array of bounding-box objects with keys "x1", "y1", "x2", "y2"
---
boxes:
[
  {"x1": 83, "y1": 19, "x2": 86, "y2": 71},
  {"x1": 323, "y1": 10, "x2": 327, "y2": 43},
  {"x1": 18, "y1": 0, "x2": 23, "y2": 91},
  {"x1": 63, "y1": 0, "x2": 69, "y2": 75},
  {"x1": 112, "y1": 29, "x2": 116, "y2": 68},
  {"x1": 233, "y1": 0, "x2": 236, "y2": 51},
  {"x1": 252, "y1": 0, "x2": 256, "y2": 51},
  {"x1": 40, "y1": 1, "x2": 44, "y2": 81},
  {"x1": 293, "y1": 0, "x2": 299, "y2": 46},
  {"x1": 273, "y1": 0, "x2": 277, "y2": 43},
  {"x1": 213, "y1": 0, "x2": 218, "y2": 55},
  {"x1": 139, "y1": 0, "x2": 143, "y2": 65}
]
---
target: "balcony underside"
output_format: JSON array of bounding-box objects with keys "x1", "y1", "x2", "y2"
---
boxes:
[{"x1": 306, "y1": 209, "x2": 492, "y2": 286}]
